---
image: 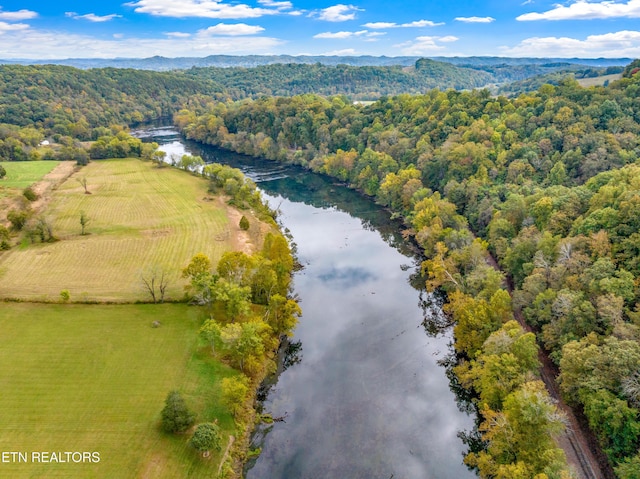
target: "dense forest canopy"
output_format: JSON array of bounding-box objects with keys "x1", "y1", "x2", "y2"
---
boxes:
[
  {"x1": 175, "y1": 60, "x2": 640, "y2": 478},
  {"x1": 0, "y1": 65, "x2": 223, "y2": 134},
  {"x1": 182, "y1": 59, "x2": 623, "y2": 100}
]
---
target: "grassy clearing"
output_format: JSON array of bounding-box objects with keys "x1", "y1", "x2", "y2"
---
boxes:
[
  {"x1": 0, "y1": 159, "x2": 238, "y2": 302},
  {"x1": 0, "y1": 160, "x2": 60, "y2": 193},
  {"x1": 0, "y1": 302, "x2": 239, "y2": 479},
  {"x1": 576, "y1": 73, "x2": 623, "y2": 87}
]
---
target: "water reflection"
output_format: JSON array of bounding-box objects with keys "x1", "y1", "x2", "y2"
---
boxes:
[{"x1": 134, "y1": 126, "x2": 477, "y2": 479}]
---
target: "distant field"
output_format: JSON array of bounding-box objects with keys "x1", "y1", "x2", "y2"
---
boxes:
[
  {"x1": 0, "y1": 159, "x2": 235, "y2": 302},
  {"x1": 576, "y1": 73, "x2": 623, "y2": 87},
  {"x1": 0, "y1": 303, "x2": 238, "y2": 479},
  {"x1": 0, "y1": 160, "x2": 60, "y2": 191}
]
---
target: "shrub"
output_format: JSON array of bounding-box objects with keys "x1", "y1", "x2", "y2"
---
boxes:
[
  {"x1": 239, "y1": 215, "x2": 250, "y2": 231},
  {"x1": 7, "y1": 209, "x2": 28, "y2": 231},
  {"x1": 23, "y1": 187, "x2": 38, "y2": 202}
]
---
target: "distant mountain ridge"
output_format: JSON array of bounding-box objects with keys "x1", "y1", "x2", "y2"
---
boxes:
[{"x1": 0, "y1": 55, "x2": 631, "y2": 71}]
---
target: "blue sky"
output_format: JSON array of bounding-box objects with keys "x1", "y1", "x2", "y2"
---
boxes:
[{"x1": 0, "y1": 0, "x2": 639, "y2": 59}]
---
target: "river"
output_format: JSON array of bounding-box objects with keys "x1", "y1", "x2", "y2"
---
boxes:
[{"x1": 134, "y1": 126, "x2": 477, "y2": 479}]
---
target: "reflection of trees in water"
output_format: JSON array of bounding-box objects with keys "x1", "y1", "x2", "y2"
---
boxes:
[
  {"x1": 183, "y1": 137, "x2": 419, "y2": 259},
  {"x1": 245, "y1": 336, "x2": 303, "y2": 475},
  {"x1": 419, "y1": 290, "x2": 453, "y2": 337},
  {"x1": 438, "y1": 350, "x2": 483, "y2": 472},
  {"x1": 420, "y1": 287, "x2": 482, "y2": 470},
  {"x1": 282, "y1": 339, "x2": 302, "y2": 371}
]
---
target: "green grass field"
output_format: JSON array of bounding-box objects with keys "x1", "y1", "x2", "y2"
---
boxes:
[
  {"x1": 0, "y1": 302, "x2": 239, "y2": 479},
  {"x1": 0, "y1": 160, "x2": 60, "y2": 190},
  {"x1": 0, "y1": 159, "x2": 234, "y2": 302}
]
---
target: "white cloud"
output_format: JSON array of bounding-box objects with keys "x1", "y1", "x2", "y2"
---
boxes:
[
  {"x1": 321, "y1": 48, "x2": 357, "y2": 55},
  {"x1": 0, "y1": 21, "x2": 29, "y2": 34},
  {"x1": 363, "y1": 19, "x2": 443, "y2": 28},
  {"x1": 455, "y1": 16, "x2": 495, "y2": 23},
  {"x1": 0, "y1": 9, "x2": 37, "y2": 21},
  {"x1": 65, "y1": 12, "x2": 122, "y2": 22},
  {"x1": 363, "y1": 22, "x2": 394, "y2": 28},
  {"x1": 198, "y1": 23, "x2": 265, "y2": 36},
  {"x1": 314, "y1": 30, "x2": 367, "y2": 39},
  {"x1": 395, "y1": 35, "x2": 458, "y2": 55},
  {"x1": 113, "y1": 33, "x2": 124, "y2": 39},
  {"x1": 257, "y1": 0, "x2": 304, "y2": 15},
  {"x1": 501, "y1": 30, "x2": 640, "y2": 57},
  {"x1": 316, "y1": 4, "x2": 362, "y2": 22},
  {"x1": 165, "y1": 31, "x2": 192, "y2": 38},
  {"x1": 518, "y1": 0, "x2": 640, "y2": 21},
  {"x1": 258, "y1": 0, "x2": 292, "y2": 8},
  {"x1": 125, "y1": 0, "x2": 283, "y2": 19},
  {"x1": 0, "y1": 27, "x2": 284, "y2": 59}
]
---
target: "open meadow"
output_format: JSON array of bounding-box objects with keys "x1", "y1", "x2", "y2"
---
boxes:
[
  {"x1": 0, "y1": 302, "x2": 239, "y2": 479},
  {"x1": 0, "y1": 159, "x2": 245, "y2": 302},
  {"x1": 0, "y1": 161, "x2": 60, "y2": 191}
]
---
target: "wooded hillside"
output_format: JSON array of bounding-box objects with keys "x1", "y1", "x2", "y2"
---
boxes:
[{"x1": 176, "y1": 60, "x2": 640, "y2": 478}]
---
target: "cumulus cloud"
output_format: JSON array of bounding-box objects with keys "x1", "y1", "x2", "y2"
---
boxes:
[
  {"x1": 0, "y1": 27, "x2": 284, "y2": 59},
  {"x1": 314, "y1": 30, "x2": 367, "y2": 38},
  {"x1": 0, "y1": 9, "x2": 37, "y2": 21},
  {"x1": 455, "y1": 16, "x2": 495, "y2": 23},
  {"x1": 0, "y1": 21, "x2": 29, "y2": 34},
  {"x1": 363, "y1": 19, "x2": 443, "y2": 28},
  {"x1": 125, "y1": 0, "x2": 286, "y2": 19},
  {"x1": 395, "y1": 35, "x2": 458, "y2": 55},
  {"x1": 316, "y1": 4, "x2": 362, "y2": 22},
  {"x1": 517, "y1": 0, "x2": 640, "y2": 21},
  {"x1": 65, "y1": 12, "x2": 122, "y2": 22},
  {"x1": 198, "y1": 23, "x2": 265, "y2": 35},
  {"x1": 501, "y1": 30, "x2": 640, "y2": 57}
]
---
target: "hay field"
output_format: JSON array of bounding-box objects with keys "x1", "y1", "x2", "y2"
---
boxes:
[
  {"x1": 0, "y1": 159, "x2": 236, "y2": 302},
  {"x1": 0, "y1": 303, "x2": 238, "y2": 479}
]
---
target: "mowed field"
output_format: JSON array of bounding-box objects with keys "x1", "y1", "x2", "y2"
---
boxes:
[
  {"x1": 0, "y1": 159, "x2": 235, "y2": 302},
  {"x1": 0, "y1": 161, "x2": 60, "y2": 191},
  {"x1": 0, "y1": 303, "x2": 238, "y2": 478}
]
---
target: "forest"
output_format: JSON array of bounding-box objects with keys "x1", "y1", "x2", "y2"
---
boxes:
[
  {"x1": 2, "y1": 56, "x2": 640, "y2": 478},
  {"x1": 173, "y1": 59, "x2": 640, "y2": 478}
]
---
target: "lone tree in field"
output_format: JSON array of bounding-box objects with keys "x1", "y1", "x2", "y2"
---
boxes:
[
  {"x1": 239, "y1": 215, "x2": 250, "y2": 231},
  {"x1": 141, "y1": 266, "x2": 169, "y2": 303},
  {"x1": 0, "y1": 164, "x2": 6, "y2": 180},
  {"x1": 77, "y1": 177, "x2": 90, "y2": 194},
  {"x1": 190, "y1": 422, "x2": 222, "y2": 457},
  {"x1": 79, "y1": 211, "x2": 89, "y2": 235},
  {"x1": 161, "y1": 391, "x2": 195, "y2": 433}
]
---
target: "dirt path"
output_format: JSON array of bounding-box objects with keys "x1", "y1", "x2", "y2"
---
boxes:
[
  {"x1": 0, "y1": 161, "x2": 77, "y2": 227},
  {"x1": 485, "y1": 254, "x2": 613, "y2": 479}
]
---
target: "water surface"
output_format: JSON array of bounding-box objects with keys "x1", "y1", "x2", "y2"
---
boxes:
[{"x1": 135, "y1": 126, "x2": 477, "y2": 479}]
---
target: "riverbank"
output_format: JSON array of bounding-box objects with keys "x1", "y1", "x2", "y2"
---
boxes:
[
  {"x1": 145, "y1": 127, "x2": 477, "y2": 478},
  {"x1": 172, "y1": 121, "x2": 604, "y2": 477},
  {"x1": 0, "y1": 151, "x2": 296, "y2": 478}
]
